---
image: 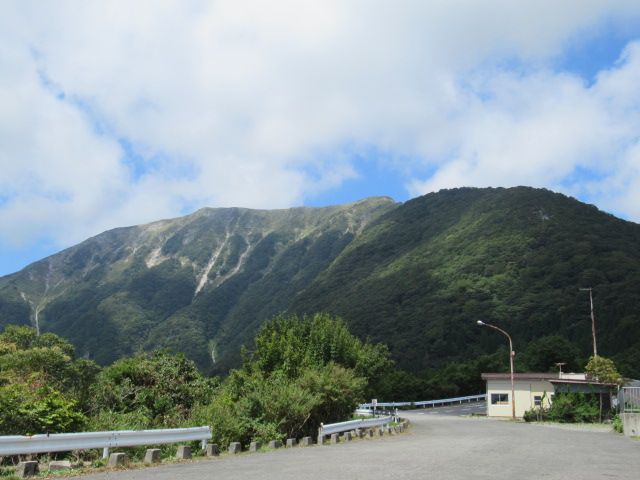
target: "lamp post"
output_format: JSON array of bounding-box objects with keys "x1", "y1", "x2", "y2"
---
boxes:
[{"x1": 477, "y1": 320, "x2": 516, "y2": 420}]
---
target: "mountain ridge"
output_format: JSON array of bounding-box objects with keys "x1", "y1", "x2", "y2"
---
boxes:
[{"x1": 1, "y1": 187, "x2": 639, "y2": 377}]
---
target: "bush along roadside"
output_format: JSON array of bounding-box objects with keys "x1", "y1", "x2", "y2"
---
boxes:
[{"x1": 523, "y1": 392, "x2": 610, "y2": 424}]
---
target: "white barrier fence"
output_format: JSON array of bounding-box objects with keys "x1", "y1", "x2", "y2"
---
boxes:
[
  {"x1": 319, "y1": 415, "x2": 395, "y2": 437},
  {"x1": 0, "y1": 426, "x2": 212, "y2": 459},
  {"x1": 359, "y1": 394, "x2": 486, "y2": 409}
]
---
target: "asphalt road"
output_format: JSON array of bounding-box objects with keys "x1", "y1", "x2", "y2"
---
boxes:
[
  {"x1": 69, "y1": 412, "x2": 639, "y2": 480},
  {"x1": 414, "y1": 400, "x2": 487, "y2": 416}
]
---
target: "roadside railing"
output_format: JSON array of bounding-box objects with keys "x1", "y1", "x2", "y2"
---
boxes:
[
  {"x1": 0, "y1": 426, "x2": 212, "y2": 459},
  {"x1": 359, "y1": 394, "x2": 486, "y2": 409},
  {"x1": 621, "y1": 387, "x2": 640, "y2": 413},
  {"x1": 318, "y1": 415, "x2": 394, "y2": 443}
]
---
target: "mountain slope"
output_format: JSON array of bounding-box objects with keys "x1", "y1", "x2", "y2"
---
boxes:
[
  {"x1": 1, "y1": 187, "x2": 639, "y2": 377},
  {"x1": 0, "y1": 197, "x2": 396, "y2": 369},
  {"x1": 291, "y1": 187, "x2": 640, "y2": 375}
]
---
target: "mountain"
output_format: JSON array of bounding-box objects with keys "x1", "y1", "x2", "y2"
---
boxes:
[{"x1": 1, "y1": 187, "x2": 639, "y2": 377}]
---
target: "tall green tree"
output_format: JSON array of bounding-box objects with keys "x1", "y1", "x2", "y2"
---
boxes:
[
  {"x1": 585, "y1": 355, "x2": 623, "y2": 385},
  {"x1": 0, "y1": 326, "x2": 96, "y2": 435},
  {"x1": 193, "y1": 313, "x2": 375, "y2": 446}
]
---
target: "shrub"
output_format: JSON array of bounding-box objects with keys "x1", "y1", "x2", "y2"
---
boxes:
[
  {"x1": 612, "y1": 414, "x2": 623, "y2": 434},
  {"x1": 523, "y1": 393, "x2": 601, "y2": 423}
]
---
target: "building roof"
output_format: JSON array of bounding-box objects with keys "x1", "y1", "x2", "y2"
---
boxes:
[
  {"x1": 481, "y1": 373, "x2": 559, "y2": 381},
  {"x1": 480, "y1": 372, "x2": 618, "y2": 391}
]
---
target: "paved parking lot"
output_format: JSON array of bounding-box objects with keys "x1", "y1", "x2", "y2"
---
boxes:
[{"x1": 70, "y1": 410, "x2": 639, "y2": 480}]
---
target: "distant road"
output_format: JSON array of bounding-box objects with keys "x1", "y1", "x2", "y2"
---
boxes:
[
  {"x1": 69, "y1": 411, "x2": 639, "y2": 480},
  {"x1": 413, "y1": 400, "x2": 486, "y2": 416}
]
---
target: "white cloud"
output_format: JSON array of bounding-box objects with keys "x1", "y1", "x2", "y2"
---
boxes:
[
  {"x1": 1, "y1": 0, "x2": 640, "y2": 255},
  {"x1": 408, "y1": 41, "x2": 640, "y2": 209}
]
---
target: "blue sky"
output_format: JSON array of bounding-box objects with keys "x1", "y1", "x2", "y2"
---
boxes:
[{"x1": 2, "y1": 1, "x2": 640, "y2": 276}]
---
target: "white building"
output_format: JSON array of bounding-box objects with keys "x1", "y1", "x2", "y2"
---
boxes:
[{"x1": 480, "y1": 372, "x2": 614, "y2": 418}]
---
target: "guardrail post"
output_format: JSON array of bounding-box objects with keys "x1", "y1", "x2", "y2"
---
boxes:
[
  {"x1": 144, "y1": 449, "x2": 161, "y2": 464},
  {"x1": 16, "y1": 461, "x2": 39, "y2": 478},
  {"x1": 205, "y1": 443, "x2": 220, "y2": 456},
  {"x1": 107, "y1": 453, "x2": 128, "y2": 468},
  {"x1": 317, "y1": 424, "x2": 324, "y2": 446},
  {"x1": 176, "y1": 445, "x2": 192, "y2": 459}
]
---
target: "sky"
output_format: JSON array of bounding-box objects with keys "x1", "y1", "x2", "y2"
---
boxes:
[{"x1": 2, "y1": 1, "x2": 640, "y2": 276}]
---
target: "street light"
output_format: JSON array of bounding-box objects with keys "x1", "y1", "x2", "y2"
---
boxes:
[{"x1": 477, "y1": 320, "x2": 516, "y2": 420}]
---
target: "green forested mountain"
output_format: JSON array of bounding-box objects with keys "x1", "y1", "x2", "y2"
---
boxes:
[{"x1": 1, "y1": 187, "x2": 639, "y2": 378}]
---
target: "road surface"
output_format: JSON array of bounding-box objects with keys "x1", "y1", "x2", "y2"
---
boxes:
[
  {"x1": 69, "y1": 411, "x2": 639, "y2": 480},
  {"x1": 414, "y1": 400, "x2": 486, "y2": 416}
]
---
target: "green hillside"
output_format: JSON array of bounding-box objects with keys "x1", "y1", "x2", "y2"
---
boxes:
[
  {"x1": 292, "y1": 187, "x2": 640, "y2": 376},
  {"x1": 1, "y1": 187, "x2": 639, "y2": 378}
]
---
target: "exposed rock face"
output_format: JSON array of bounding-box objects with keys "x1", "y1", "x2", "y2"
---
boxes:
[{"x1": 0, "y1": 197, "x2": 396, "y2": 371}]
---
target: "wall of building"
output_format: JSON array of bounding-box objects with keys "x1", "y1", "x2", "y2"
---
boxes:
[{"x1": 486, "y1": 380, "x2": 554, "y2": 418}]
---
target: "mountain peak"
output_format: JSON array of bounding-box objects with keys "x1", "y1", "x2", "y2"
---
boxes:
[{"x1": 1, "y1": 187, "x2": 638, "y2": 378}]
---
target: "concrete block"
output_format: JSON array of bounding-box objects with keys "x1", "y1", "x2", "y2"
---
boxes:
[
  {"x1": 268, "y1": 440, "x2": 282, "y2": 449},
  {"x1": 205, "y1": 443, "x2": 220, "y2": 456},
  {"x1": 378, "y1": 427, "x2": 384, "y2": 436},
  {"x1": 343, "y1": 431, "x2": 352, "y2": 442},
  {"x1": 399, "y1": 424, "x2": 404, "y2": 433},
  {"x1": 330, "y1": 433, "x2": 340, "y2": 444},
  {"x1": 286, "y1": 438, "x2": 297, "y2": 448},
  {"x1": 368, "y1": 428, "x2": 374, "y2": 438},
  {"x1": 386, "y1": 426, "x2": 393, "y2": 435},
  {"x1": 622, "y1": 413, "x2": 640, "y2": 437},
  {"x1": 317, "y1": 434, "x2": 325, "y2": 445},
  {"x1": 107, "y1": 453, "x2": 128, "y2": 468},
  {"x1": 249, "y1": 441, "x2": 261, "y2": 452},
  {"x1": 176, "y1": 445, "x2": 192, "y2": 459},
  {"x1": 144, "y1": 449, "x2": 161, "y2": 465},
  {"x1": 301, "y1": 436, "x2": 313, "y2": 446},
  {"x1": 229, "y1": 442, "x2": 242, "y2": 454},
  {"x1": 16, "y1": 461, "x2": 39, "y2": 477},
  {"x1": 48, "y1": 460, "x2": 72, "y2": 471}
]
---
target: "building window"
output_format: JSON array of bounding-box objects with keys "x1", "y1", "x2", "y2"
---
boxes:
[
  {"x1": 491, "y1": 393, "x2": 509, "y2": 405},
  {"x1": 534, "y1": 395, "x2": 542, "y2": 407}
]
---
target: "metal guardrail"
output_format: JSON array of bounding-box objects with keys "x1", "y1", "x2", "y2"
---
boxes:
[
  {"x1": 0, "y1": 426, "x2": 212, "y2": 458},
  {"x1": 359, "y1": 394, "x2": 486, "y2": 409},
  {"x1": 319, "y1": 415, "x2": 395, "y2": 437},
  {"x1": 621, "y1": 387, "x2": 640, "y2": 413}
]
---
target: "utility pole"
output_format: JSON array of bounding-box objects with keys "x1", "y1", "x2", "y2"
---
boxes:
[{"x1": 579, "y1": 287, "x2": 598, "y2": 357}]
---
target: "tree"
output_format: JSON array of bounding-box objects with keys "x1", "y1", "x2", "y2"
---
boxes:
[
  {"x1": 89, "y1": 350, "x2": 216, "y2": 428},
  {"x1": 0, "y1": 327, "x2": 93, "y2": 435},
  {"x1": 193, "y1": 313, "x2": 372, "y2": 446},
  {"x1": 250, "y1": 313, "x2": 391, "y2": 394},
  {"x1": 521, "y1": 335, "x2": 581, "y2": 372},
  {"x1": 585, "y1": 356, "x2": 623, "y2": 385}
]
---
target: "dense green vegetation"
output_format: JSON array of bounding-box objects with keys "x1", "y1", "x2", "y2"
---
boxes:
[
  {"x1": 190, "y1": 313, "x2": 389, "y2": 445},
  {"x1": 1, "y1": 187, "x2": 639, "y2": 383},
  {"x1": 0, "y1": 315, "x2": 389, "y2": 447},
  {"x1": 523, "y1": 392, "x2": 602, "y2": 423},
  {"x1": 291, "y1": 188, "x2": 640, "y2": 379},
  {"x1": 0, "y1": 326, "x2": 98, "y2": 435}
]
